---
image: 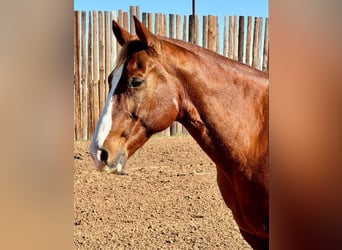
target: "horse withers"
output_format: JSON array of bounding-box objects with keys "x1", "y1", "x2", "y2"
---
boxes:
[{"x1": 90, "y1": 16, "x2": 269, "y2": 249}]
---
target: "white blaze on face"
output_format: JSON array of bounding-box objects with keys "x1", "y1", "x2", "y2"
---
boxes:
[{"x1": 90, "y1": 64, "x2": 124, "y2": 167}]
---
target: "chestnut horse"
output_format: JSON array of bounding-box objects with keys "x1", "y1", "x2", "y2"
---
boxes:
[{"x1": 90, "y1": 16, "x2": 269, "y2": 249}]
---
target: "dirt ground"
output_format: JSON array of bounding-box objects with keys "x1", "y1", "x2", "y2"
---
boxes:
[{"x1": 74, "y1": 136, "x2": 251, "y2": 249}]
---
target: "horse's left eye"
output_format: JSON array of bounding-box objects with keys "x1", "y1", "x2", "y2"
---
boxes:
[{"x1": 128, "y1": 78, "x2": 145, "y2": 88}]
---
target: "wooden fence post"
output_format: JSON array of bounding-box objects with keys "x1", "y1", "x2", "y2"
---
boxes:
[
  {"x1": 246, "y1": 16, "x2": 252, "y2": 66},
  {"x1": 117, "y1": 10, "x2": 123, "y2": 52},
  {"x1": 223, "y1": 16, "x2": 227, "y2": 57},
  {"x1": 228, "y1": 16, "x2": 233, "y2": 59},
  {"x1": 169, "y1": 14, "x2": 174, "y2": 39},
  {"x1": 74, "y1": 11, "x2": 81, "y2": 140},
  {"x1": 183, "y1": 15, "x2": 187, "y2": 41},
  {"x1": 81, "y1": 11, "x2": 88, "y2": 140},
  {"x1": 258, "y1": 17, "x2": 263, "y2": 71},
  {"x1": 163, "y1": 14, "x2": 167, "y2": 37},
  {"x1": 263, "y1": 17, "x2": 269, "y2": 72},
  {"x1": 202, "y1": 15, "x2": 208, "y2": 49},
  {"x1": 99, "y1": 12, "x2": 105, "y2": 114},
  {"x1": 105, "y1": 11, "x2": 110, "y2": 96},
  {"x1": 155, "y1": 13, "x2": 160, "y2": 35},
  {"x1": 238, "y1": 16, "x2": 245, "y2": 63},
  {"x1": 129, "y1": 6, "x2": 136, "y2": 35},
  {"x1": 176, "y1": 15, "x2": 181, "y2": 40},
  {"x1": 196, "y1": 15, "x2": 200, "y2": 46},
  {"x1": 189, "y1": 15, "x2": 196, "y2": 43},
  {"x1": 148, "y1": 13, "x2": 153, "y2": 32},
  {"x1": 93, "y1": 11, "x2": 99, "y2": 126},
  {"x1": 88, "y1": 12, "x2": 94, "y2": 138},
  {"x1": 252, "y1": 17, "x2": 260, "y2": 69},
  {"x1": 233, "y1": 15, "x2": 238, "y2": 60},
  {"x1": 123, "y1": 12, "x2": 129, "y2": 30},
  {"x1": 135, "y1": 6, "x2": 140, "y2": 21},
  {"x1": 142, "y1": 12, "x2": 147, "y2": 26},
  {"x1": 216, "y1": 16, "x2": 220, "y2": 54},
  {"x1": 110, "y1": 11, "x2": 117, "y2": 70},
  {"x1": 208, "y1": 15, "x2": 216, "y2": 52}
]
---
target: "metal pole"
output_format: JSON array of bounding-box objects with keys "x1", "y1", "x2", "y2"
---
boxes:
[{"x1": 192, "y1": 0, "x2": 195, "y2": 17}]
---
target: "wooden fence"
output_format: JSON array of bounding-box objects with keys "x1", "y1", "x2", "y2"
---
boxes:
[{"x1": 74, "y1": 6, "x2": 269, "y2": 140}]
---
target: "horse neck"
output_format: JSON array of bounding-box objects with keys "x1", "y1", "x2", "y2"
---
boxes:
[{"x1": 161, "y1": 40, "x2": 269, "y2": 169}]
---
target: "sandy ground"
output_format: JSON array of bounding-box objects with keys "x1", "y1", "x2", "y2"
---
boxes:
[{"x1": 74, "y1": 136, "x2": 251, "y2": 249}]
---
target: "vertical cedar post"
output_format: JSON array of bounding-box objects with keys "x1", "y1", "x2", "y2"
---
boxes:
[
  {"x1": 117, "y1": 10, "x2": 123, "y2": 52},
  {"x1": 105, "y1": 11, "x2": 110, "y2": 96},
  {"x1": 257, "y1": 17, "x2": 263, "y2": 71},
  {"x1": 129, "y1": 6, "x2": 136, "y2": 35},
  {"x1": 142, "y1": 12, "x2": 147, "y2": 26},
  {"x1": 238, "y1": 16, "x2": 245, "y2": 63},
  {"x1": 159, "y1": 14, "x2": 163, "y2": 36},
  {"x1": 148, "y1": 13, "x2": 153, "y2": 32},
  {"x1": 189, "y1": 15, "x2": 195, "y2": 43},
  {"x1": 246, "y1": 16, "x2": 253, "y2": 65},
  {"x1": 223, "y1": 16, "x2": 227, "y2": 57},
  {"x1": 154, "y1": 13, "x2": 160, "y2": 35},
  {"x1": 263, "y1": 17, "x2": 269, "y2": 72},
  {"x1": 228, "y1": 16, "x2": 233, "y2": 59},
  {"x1": 81, "y1": 11, "x2": 88, "y2": 140},
  {"x1": 176, "y1": 15, "x2": 181, "y2": 40},
  {"x1": 163, "y1": 14, "x2": 168, "y2": 37},
  {"x1": 93, "y1": 11, "x2": 99, "y2": 126},
  {"x1": 195, "y1": 15, "x2": 200, "y2": 45},
  {"x1": 208, "y1": 15, "x2": 216, "y2": 52},
  {"x1": 88, "y1": 11, "x2": 94, "y2": 138},
  {"x1": 110, "y1": 11, "x2": 117, "y2": 71},
  {"x1": 135, "y1": 6, "x2": 140, "y2": 21},
  {"x1": 98, "y1": 11, "x2": 105, "y2": 114},
  {"x1": 216, "y1": 16, "x2": 220, "y2": 54},
  {"x1": 74, "y1": 11, "x2": 81, "y2": 140},
  {"x1": 169, "y1": 14, "x2": 174, "y2": 38},
  {"x1": 233, "y1": 15, "x2": 238, "y2": 60},
  {"x1": 123, "y1": 12, "x2": 129, "y2": 30},
  {"x1": 252, "y1": 17, "x2": 260, "y2": 69},
  {"x1": 183, "y1": 15, "x2": 187, "y2": 41},
  {"x1": 202, "y1": 15, "x2": 208, "y2": 49}
]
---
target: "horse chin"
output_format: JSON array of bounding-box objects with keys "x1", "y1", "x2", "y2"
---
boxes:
[{"x1": 103, "y1": 151, "x2": 127, "y2": 175}]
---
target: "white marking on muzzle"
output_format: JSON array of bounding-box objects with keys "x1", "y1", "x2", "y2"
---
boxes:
[{"x1": 90, "y1": 64, "x2": 124, "y2": 167}]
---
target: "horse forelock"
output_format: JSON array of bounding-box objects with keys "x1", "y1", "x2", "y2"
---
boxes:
[{"x1": 113, "y1": 40, "x2": 159, "y2": 71}]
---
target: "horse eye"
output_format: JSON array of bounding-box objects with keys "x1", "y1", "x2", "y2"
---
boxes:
[{"x1": 128, "y1": 78, "x2": 145, "y2": 89}]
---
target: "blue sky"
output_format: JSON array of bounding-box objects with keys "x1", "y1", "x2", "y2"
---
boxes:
[{"x1": 74, "y1": 0, "x2": 268, "y2": 18}]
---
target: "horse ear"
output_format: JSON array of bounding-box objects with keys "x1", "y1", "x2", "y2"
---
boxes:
[
  {"x1": 112, "y1": 19, "x2": 132, "y2": 46},
  {"x1": 133, "y1": 16, "x2": 161, "y2": 53}
]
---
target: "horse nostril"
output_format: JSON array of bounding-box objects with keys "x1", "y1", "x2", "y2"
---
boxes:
[{"x1": 100, "y1": 149, "x2": 109, "y2": 162}]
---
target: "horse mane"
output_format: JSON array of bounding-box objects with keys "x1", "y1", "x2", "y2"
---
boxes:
[{"x1": 159, "y1": 36, "x2": 269, "y2": 82}]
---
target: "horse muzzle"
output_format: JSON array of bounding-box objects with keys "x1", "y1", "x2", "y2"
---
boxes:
[
  {"x1": 103, "y1": 150, "x2": 127, "y2": 174},
  {"x1": 90, "y1": 143, "x2": 127, "y2": 174}
]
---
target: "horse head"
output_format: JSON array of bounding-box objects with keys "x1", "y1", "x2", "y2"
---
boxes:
[{"x1": 90, "y1": 17, "x2": 180, "y2": 174}]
